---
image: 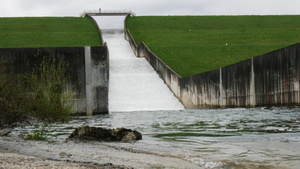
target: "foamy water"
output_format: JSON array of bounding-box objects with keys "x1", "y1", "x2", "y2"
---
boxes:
[{"x1": 102, "y1": 30, "x2": 184, "y2": 112}]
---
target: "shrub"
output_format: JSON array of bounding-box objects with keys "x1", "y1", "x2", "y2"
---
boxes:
[
  {"x1": 25, "y1": 127, "x2": 48, "y2": 140},
  {"x1": 26, "y1": 56, "x2": 76, "y2": 123},
  {"x1": 0, "y1": 62, "x2": 27, "y2": 126},
  {"x1": 0, "y1": 56, "x2": 76, "y2": 126}
]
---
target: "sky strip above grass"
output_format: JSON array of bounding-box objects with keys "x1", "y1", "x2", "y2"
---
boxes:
[
  {"x1": 126, "y1": 15, "x2": 300, "y2": 77},
  {"x1": 0, "y1": 17, "x2": 101, "y2": 48}
]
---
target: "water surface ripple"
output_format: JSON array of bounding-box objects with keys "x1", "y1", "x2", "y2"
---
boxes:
[{"x1": 11, "y1": 107, "x2": 300, "y2": 168}]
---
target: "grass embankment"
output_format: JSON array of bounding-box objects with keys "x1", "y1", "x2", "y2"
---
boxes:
[
  {"x1": 0, "y1": 17, "x2": 101, "y2": 48},
  {"x1": 126, "y1": 16, "x2": 300, "y2": 77}
]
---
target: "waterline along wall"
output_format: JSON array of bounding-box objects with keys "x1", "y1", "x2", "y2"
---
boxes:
[
  {"x1": 125, "y1": 21, "x2": 300, "y2": 108},
  {"x1": 0, "y1": 46, "x2": 109, "y2": 115}
]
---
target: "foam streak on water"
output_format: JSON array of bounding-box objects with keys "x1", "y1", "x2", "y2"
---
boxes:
[{"x1": 102, "y1": 30, "x2": 184, "y2": 112}]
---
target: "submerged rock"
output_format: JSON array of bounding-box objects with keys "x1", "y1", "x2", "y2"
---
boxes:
[
  {"x1": 68, "y1": 126, "x2": 142, "y2": 142},
  {"x1": 0, "y1": 131, "x2": 11, "y2": 137}
]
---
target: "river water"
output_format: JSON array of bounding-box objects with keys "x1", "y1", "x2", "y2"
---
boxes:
[{"x1": 9, "y1": 107, "x2": 300, "y2": 168}]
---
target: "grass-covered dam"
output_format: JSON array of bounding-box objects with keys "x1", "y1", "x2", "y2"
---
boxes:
[
  {"x1": 1, "y1": 14, "x2": 300, "y2": 114},
  {"x1": 125, "y1": 15, "x2": 300, "y2": 108}
]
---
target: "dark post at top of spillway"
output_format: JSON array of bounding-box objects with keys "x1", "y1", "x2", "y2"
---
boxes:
[{"x1": 80, "y1": 10, "x2": 136, "y2": 17}]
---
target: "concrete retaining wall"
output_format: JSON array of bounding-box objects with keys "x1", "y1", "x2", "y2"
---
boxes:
[
  {"x1": 0, "y1": 46, "x2": 109, "y2": 115},
  {"x1": 253, "y1": 45, "x2": 300, "y2": 106},
  {"x1": 125, "y1": 26, "x2": 300, "y2": 108}
]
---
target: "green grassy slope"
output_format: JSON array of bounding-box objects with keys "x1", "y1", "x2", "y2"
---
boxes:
[
  {"x1": 0, "y1": 17, "x2": 101, "y2": 48},
  {"x1": 126, "y1": 15, "x2": 300, "y2": 77}
]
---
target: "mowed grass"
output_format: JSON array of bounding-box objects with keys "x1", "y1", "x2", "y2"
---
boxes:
[
  {"x1": 0, "y1": 17, "x2": 101, "y2": 48},
  {"x1": 126, "y1": 15, "x2": 300, "y2": 77}
]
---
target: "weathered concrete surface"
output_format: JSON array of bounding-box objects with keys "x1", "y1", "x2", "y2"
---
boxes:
[
  {"x1": 253, "y1": 45, "x2": 300, "y2": 106},
  {"x1": 90, "y1": 46, "x2": 109, "y2": 114},
  {"x1": 125, "y1": 20, "x2": 300, "y2": 108},
  {"x1": 180, "y1": 69, "x2": 220, "y2": 108},
  {"x1": 221, "y1": 58, "x2": 254, "y2": 107},
  {"x1": 0, "y1": 46, "x2": 109, "y2": 115}
]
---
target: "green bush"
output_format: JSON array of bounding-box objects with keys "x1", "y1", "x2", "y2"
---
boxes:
[
  {"x1": 0, "y1": 63, "x2": 27, "y2": 126},
  {"x1": 0, "y1": 56, "x2": 76, "y2": 126},
  {"x1": 25, "y1": 127, "x2": 48, "y2": 140},
  {"x1": 26, "y1": 56, "x2": 75, "y2": 123}
]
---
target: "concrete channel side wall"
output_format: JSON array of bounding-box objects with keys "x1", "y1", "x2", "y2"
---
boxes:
[
  {"x1": 0, "y1": 46, "x2": 109, "y2": 115},
  {"x1": 124, "y1": 29, "x2": 183, "y2": 105},
  {"x1": 125, "y1": 27, "x2": 300, "y2": 108}
]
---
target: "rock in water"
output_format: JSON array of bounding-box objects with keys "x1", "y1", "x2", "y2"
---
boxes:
[{"x1": 68, "y1": 126, "x2": 142, "y2": 142}]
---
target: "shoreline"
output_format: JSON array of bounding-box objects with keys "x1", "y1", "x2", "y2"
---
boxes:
[
  {"x1": 1, "y1": 133, "x2": 299, "y2": 168},
  {"x1": 0, "y1": 136, "x2": 202, "y2": 169},
  {"x1": 0, "y1": 151, "x2": 100, "y2": 169},
  {"x1": 0, "y1": 142, "x2": 131, "y2": 169}
]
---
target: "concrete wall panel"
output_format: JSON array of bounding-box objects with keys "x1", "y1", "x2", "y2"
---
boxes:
[
  {"x1": 0, "y1": 46, "x2": 108, "y2": 115},
  {"x1": 91, "y1": 46, "x2": 109, "y2": 114},
  {"x1": 222, "y1": 59, "x2": 252, "y2": 107},
  {"x1": 253, "y1": 44, "x2": 300, "y2": 106}
]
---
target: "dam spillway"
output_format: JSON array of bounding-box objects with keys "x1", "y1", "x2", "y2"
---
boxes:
[{"x1": 102, "y1": 30, "x2": 184, "y2": 112}]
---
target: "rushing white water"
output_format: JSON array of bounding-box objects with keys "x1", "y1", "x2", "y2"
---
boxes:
[{"x1": 102, "y1": 30, "x2": 184, "y2": 112}]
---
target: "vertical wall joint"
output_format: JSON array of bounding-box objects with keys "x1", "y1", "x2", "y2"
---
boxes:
[
  {"x1": 85, "y1": 46, "x2": 93, "y2": 116},
  {"x1": 250, "y1": 57, "x2": 256, "y2": 107}
]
